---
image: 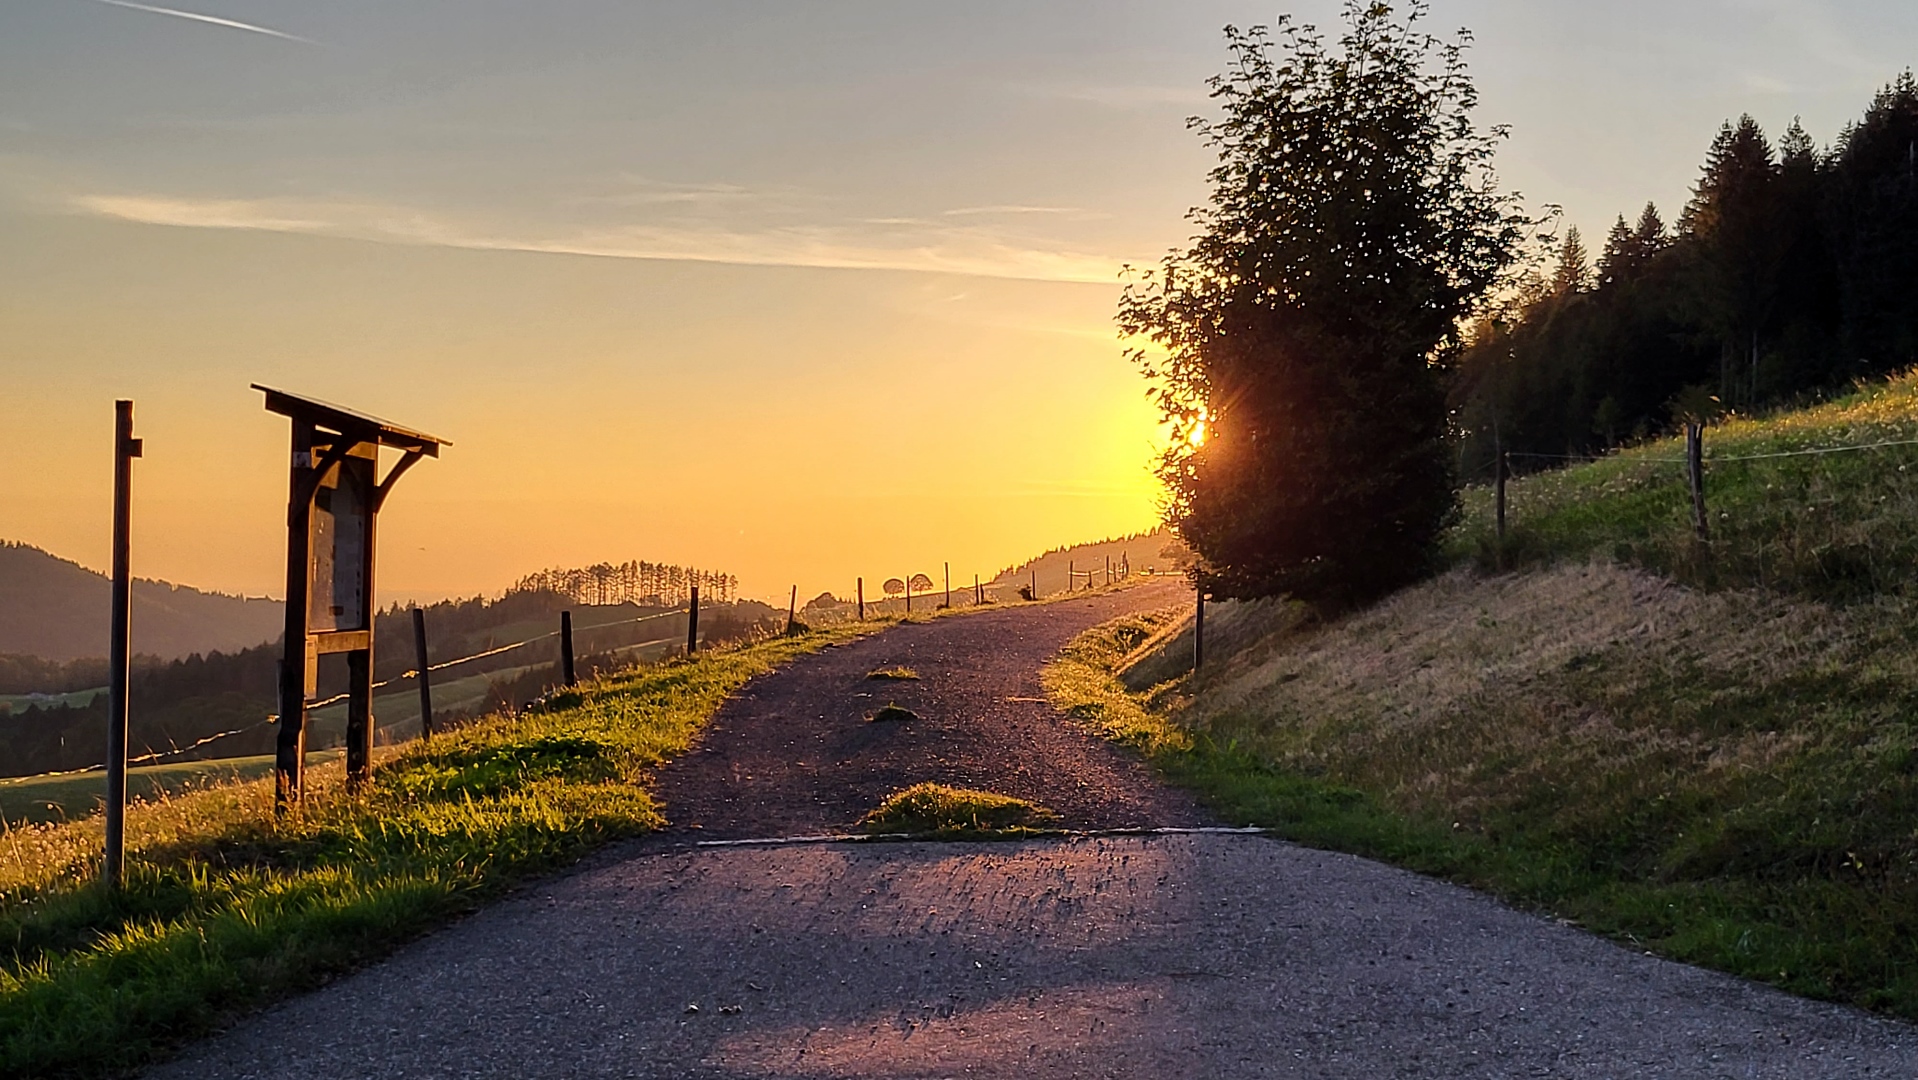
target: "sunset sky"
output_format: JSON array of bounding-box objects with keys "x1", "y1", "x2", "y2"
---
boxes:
[{"x1": 5, "y1": 0, "x2": 1915, "y2": 604}]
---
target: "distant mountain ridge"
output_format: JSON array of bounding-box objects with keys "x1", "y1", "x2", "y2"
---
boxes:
[{"x1": 0, "y1": 541, "x2": 284, "y2": 662}]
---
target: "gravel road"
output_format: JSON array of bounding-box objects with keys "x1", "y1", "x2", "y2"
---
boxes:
[{"x1": 147, "y1": 588, "x2": 1918, "y2": 1078}]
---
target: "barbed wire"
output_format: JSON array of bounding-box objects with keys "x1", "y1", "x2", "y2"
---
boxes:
[{"x1": 1505, "y1": 436, "x2": 1918, "y2": 468}]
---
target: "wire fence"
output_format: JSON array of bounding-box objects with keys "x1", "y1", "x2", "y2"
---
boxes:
[{"x1": 8, "y1": 609, "x2": 691, "y2": 783}]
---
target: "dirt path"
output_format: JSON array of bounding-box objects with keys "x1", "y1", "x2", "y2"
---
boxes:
[
  {"x1": 650, "y1": 583, "x2": 1205, "y2": 838},
  {"x1": 146, "y1": 590, "x2": 1918, "y2": 1078}
]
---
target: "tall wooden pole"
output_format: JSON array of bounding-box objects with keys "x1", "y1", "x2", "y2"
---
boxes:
[
  {"x1": 905, "y1": 575, "x2": 912, "y2": 615},
  {"x1": 974, "y1": 574, "x2": 981, "y2": 605},
  {"x1": 944, "y1": 562, "x2": 951, "y2": 609},
  {"x1": 686, "y1": 585, "x2": 700, "y2": 654},
  {"x1": 275, "y1": 422, "x2": 315, "y2": 812},
  {"x1": 1030, "y1": 567, "x2": 1036, "y2": 600},
  {"x1": 1068, "y1": 560, "x2": 1074, "y2": 593},
  {"x1": 787, "y1": 585, "x2": 798, "y2": 635},
  {"x1": 560, "y1": 610, "x2": 576, "y2": 685},
  {"x1": 104, "y1": 399, "x2": 141, "y2": 888},
  {"x1": 411, "y1": 607, "x2": 434, "y2": 739},
  {"x1": 856, "y1": 577, "x2": 864, "y2": 621}
]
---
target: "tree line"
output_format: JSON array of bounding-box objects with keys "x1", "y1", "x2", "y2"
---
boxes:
[
  {"x1": 510, "y1": 561, "x2": 737, "y2": 607},
  {"x1": 1455, "y1": 75, "x2": 1918, "y2": 472}
]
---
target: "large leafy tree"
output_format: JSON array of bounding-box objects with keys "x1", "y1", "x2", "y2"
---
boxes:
[{"x1": 1121, "y1": 2, "x2": 1529, "y2": 609}]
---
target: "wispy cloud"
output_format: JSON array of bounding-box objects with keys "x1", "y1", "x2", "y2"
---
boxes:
[
  {"x1": 72, "y1": 192, "x2": 1125, "y2": 284},
  {"x1": 942, "y1": 205, "x2": 1089, "y2": 218},
  {"x1": 93, "y1": 0, "x2": 314, "y2": 44}
]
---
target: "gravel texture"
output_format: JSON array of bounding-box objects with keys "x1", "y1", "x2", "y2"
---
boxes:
[
  {"x1": 649, "y1": 584, "x2": 1206, "y2": 838},
  {"x1": 145, "y1": 586, "x2": 1918, "y2": 1078}
]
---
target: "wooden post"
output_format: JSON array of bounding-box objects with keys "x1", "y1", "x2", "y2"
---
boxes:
[
  {"x1": 1495, "y1": 450, "x2": 1509, "y2": 564},
  {"x1": 1030, "y1": 567, "x2": 1037, "y2": 599},
  {"x1": 1068, "y1": 560, "x2": 1074, "y2": 593},
  {"x1": 104, "y1": 399, "x2": 140, "y2": 888},
  {"x1": 686, "y1": 585, "x2": 700, "y2": 654},
  {"x1": 345, "y1": 648, "x2": 373, "y2": 791},
  {"x1": 905, "y1": 575, "x2": 912, "y2": 615},
  {"x1": 411, "y1": 606, "x2": 433, "y2": 739},
  {"x1": 1687, "y1": 423, "x2": 1710, "y2": 541},
  {"x1": 944, "y1": 562, "x2": 951, "y2": 609},
  {"x1": 856, "y1": 577, "x2": 864, "y2": 621},
  {"x1": 1193, "y1": 579, "x2": 1206, "y2": 672},
  {"x1": 974, "y1": 574, "x2": 981, "y2": 605},
  {"x1": 1105, "y1": 555, "x2": 1111, "y2": 586},
  {"x1": 560, "y1": 610, "x2": 576, "y2": 685},
  {"x1": 787, "y1": 585, "x2": 798, "y2": 635},
  {"x1": 274, "y1": 421, "x2": 315, "y2": 812}
]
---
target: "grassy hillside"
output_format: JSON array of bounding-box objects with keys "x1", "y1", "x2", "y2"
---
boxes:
[
  {"x1": 1051, "y1": 371, "x2": 1918, "y2": 1020},
  {"x1": 0, "y1": 542, "x2": 284, "y2": 663},
  {"x1": 991, "y1": 528, "x2": 1186, "y2": 597},
  {"x1": 0, "y1": 618, "x2": 881, "y2": 1078}
]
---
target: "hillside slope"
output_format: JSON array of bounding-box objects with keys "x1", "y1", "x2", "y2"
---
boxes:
[
  {"x1": 1077, "y1": 372, "x2": 1918, "y2": 1018},
  {"x1": 0, "y1": 542, "x2": 284, "y2": 662},
  {"x1": 991, "y1": 528, "x2": 1187, "y2": 596}
]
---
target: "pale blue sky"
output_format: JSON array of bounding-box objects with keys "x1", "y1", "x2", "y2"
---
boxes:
[{"x1": 4, "y1": 1, "x2": 1916, "y2": 601}]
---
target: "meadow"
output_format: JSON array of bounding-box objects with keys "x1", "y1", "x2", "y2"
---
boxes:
[
  {"x1": 1050, "y1": 370, "x2": 1918, "y2": 1020},
  {"x1": 0, "y1": 619, "x2": 882, "y2": 1078}
]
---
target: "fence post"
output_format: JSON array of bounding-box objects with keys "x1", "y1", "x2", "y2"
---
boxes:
[
  {"x1": 944, "y1": 562, "x2": 951, "y2": 609},
  {"x1": 974, "y1": 574, "x2": 981, "y2": 605},
  {"x1": 411, "y1": 606, "x2": 434, "y2": 739},
  {"x1": 1193, "y1": 578, "x2": 1205, "y2": 672},
  {"x1": 687, "y1": 585, "x2": 700, "y2": 655},
  {"x1": 1687, "y1": 423, "x2": 1710, "y2": 541},
  {"x1": 560, "y1": 610, "x2": 576, "y2": 685},
  {"x1": 1495, "y1": 450, "x2": 1509, "y2": 565},
  {"x1": 1068, "y1": 560, "x2": 1074, "y2": 593},
  {"x1": 1030, "y1": 567, "x2": 1037, "y2": 599},
  {"x1": 905, "y1": 574, "x2": 912, "y2": 615},
  {"x1": 104, "y1": 399, "x2": 141, "y2": 889},
  {"x1": 787, "y1": 585, "x2": 798, "y2": 635},
  {"x1": 857, "y1": 577, "x2": 865, "y2": 621}
]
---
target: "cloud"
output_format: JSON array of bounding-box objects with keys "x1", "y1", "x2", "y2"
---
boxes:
[
  {"x1": 71, "y1": 192, "x2": 1125, "y2": 284},
  {"x1": 92, "y1": 0, "x2": 314, "y2": 44}
]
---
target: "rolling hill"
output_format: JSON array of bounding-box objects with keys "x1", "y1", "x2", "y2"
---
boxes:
[{"x1": 0, "y1": 541, "x2": 284, "y2": 662}]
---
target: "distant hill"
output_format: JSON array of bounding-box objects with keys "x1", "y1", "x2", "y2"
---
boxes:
[
  {"x1": 0, "y1": 541, "x2": 285, "y2": 662},
  {"x1": 992, "y1": 527, "x2": 1188, "y2": 596}
]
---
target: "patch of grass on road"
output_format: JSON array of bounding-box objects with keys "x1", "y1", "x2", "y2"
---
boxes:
[
  {"x1": 860, "y1": 784, "x2": 1057, "y2": 837},
  {"x1": 1045, "y1": 609, "x2": 1918, "y2": 1022},
  {"x1": 865, "y1": 667, "x2": 920, "y2": 681},
  {"x1": 0, "y1": 621, "x2": 880, "y2": 1079}
]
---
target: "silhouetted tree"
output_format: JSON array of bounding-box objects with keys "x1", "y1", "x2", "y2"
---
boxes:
[{"x1": 1120, "y1": 1, "x2": 1529, "y2": 608}]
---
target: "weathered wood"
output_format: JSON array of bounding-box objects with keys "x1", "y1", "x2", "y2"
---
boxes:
[
  {"x1": 687, "y1": 585, "x2": 700, "y2": 654},
  {"x1": 974, "y1": 574, "x2": 981, "y2": 605},
  {"x1": 1687, "y1": 423, "x2": 1710, "y2": 542},
  {"x1": 786, "y1": 585, "x2": 798, "y2": 635},
  {"x1": 412, "y1": 607, "x2": 434, "y2": 739},
  {"x1": 905, "y1": 574, "x2": 912, "y2": 615},
  {"x1": 560, "y1": 610, "x2": 576, "y2": 685},
  {"x1": 104, "y1": 399, "x2": 141, "y2": 887},
  {"x1": 275, "y1": 420, "x2": 315, "y2": 811},
  {"x1": 1068, "y1": 560, "x2": 1074, "y2": 593},
  {"x1": 856, "y1": 577, "x2": 864, "y2": 621},
  {"x1": 944, "y1": 562, "x2": 951, "y2": 609},
  {"x1": 1029, "y1": 567, "x2": 1036, "y2": 599},
  {"x1": 344, "y1": 648, "x2": 373, "y2": 791}
]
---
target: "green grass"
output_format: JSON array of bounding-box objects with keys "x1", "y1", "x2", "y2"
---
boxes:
[
  {"x1": 865, "y1": 667, "x2": 920, "y2": 681},
  {"x1": 1456, "y1": 369, "x2": 1918, "y2": 601},
  {"x1": 859, "y1": 783, "x2": 1058, "y2": 837},
  {"x1": 0, "y1": 620, "x2": 881, "y2": 1079},
  {"x1": 1046, "y1": 606, "x2": 1918, "y2": 1021},
  {"x1": 0, "y1": 753, "x2": 344, "y2": 828}
]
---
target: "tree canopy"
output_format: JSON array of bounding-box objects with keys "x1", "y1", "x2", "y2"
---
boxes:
[{"x1": 1121, "y1": 1, "x2": 1529, "y2": 608}]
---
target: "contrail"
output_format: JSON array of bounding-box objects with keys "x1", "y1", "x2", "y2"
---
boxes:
[{"x1": 92, "y1": 0, "x2": 314, "y2": 43}]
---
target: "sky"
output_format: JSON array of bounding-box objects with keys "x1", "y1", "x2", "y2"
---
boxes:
[{"x1": 4, "y1": 0, "x2": 1917, "y2": 605}]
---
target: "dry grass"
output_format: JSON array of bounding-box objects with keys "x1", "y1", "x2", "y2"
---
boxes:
[{"x1": 859, "y1": 784, "x2": 1057, "y2": 836}]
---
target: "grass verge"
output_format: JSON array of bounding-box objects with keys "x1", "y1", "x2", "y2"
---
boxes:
[
  {"x1": 859, "y1": 783, "x2": 1058, "y2": 837},
  {"x1": 0, "y1": 620, "x2": 881, "y2": 1079},
  {"x1": 1045, "y1": 608, "x2": 1918, "y2": 1021}
]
